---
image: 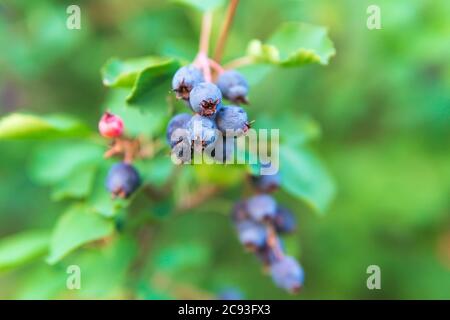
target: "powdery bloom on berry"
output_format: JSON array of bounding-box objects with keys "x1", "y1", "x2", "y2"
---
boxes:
[{"x1": 270, "y1": 256, "x2": 304, "y2": 293}]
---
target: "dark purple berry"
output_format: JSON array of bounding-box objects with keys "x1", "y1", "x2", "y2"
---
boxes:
[
  {"x1": 250, "y1": 172, "x2": 280, "y2": 193},
  {"x1": 172, "y1": 65, "x2": 204, "y2": 100},
  {"x1": 236, "y1": 220, "x2": 267, "y2": 250},
  {"x1": 189, "y1": 82, "x2": 222, "y2": 117},
  {"x1": 246, "y1": 194, "x2": 277, "y2": 222},
  {"x1": 211, "y1": 136, "x2": 235, "y2": 163},
  {"x1": 217, "y1": 70, "x2": 249, "y2": 104},
  {"x1": 274, "y1": 206, "x2": 296, "y2": 234},
  {"x1": 215, "y1": 105, "x2": 249, "y2": 137},
  {"x1": 270, "y1": 256, "x2": 304, "y2": 293},
  {"x1": 166, "y1": 113, "x2": 191, "y2": 148},
  {"x1": 106, "y1": 162, "x2": 141, "y2": 198},
  {"x1": 186, "y1": 114, "x2": 218, "y2": 149}
]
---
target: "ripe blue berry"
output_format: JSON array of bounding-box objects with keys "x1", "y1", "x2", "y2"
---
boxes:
[
  {"x1": 172, "y1": 65, "x2": 204, "y2": 100},
  {"x1": 171, "y1": 138, "x2": 193, "y2": 164},
  {"x1": 166, "y1": 113, "x2": 191, "y2": 148},
  {"x1": 187, "y1": 114, "x2": 218, "y2": 149},
  {"x1": 189, "y1": 82, "x2": 222, "y2": 117},
  {"x1": 274, "y1": 206, "x2": 296, "y2": 234},
  {"x1": 217, "y1": 70, "x2": 249, "y2": 104},
  {"x1": 270, "y1": 256, "x2": 304, "y2": 293},
  {"x1": 246, "y1": 194, "x2": 277, "y2": 222},
  {"x1": 250, "y1": 172, "x2": 280, "y2": 193},
  {"x1": 212, "y1": 136, "x2": 235, "y2": 163},
  {"x1": 215, "y1": 105, "x2": 249, "y2": 137},
  {"x1": 106, "y1": 162, "x2": 141, "y2": 198},
  {"x1": 236, "y1": 220, "x2": 267, "y2": 250}
]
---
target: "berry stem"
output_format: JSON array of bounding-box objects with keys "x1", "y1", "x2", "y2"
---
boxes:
[
  {"x1": 266, "y1": 224, "x2": 284, "y2": 260},
  {"x1": 223, "y1": 56, "x2": 254, "y2": 70},
  {"x1": 208, "y1": 58, "x2": 225, "y2": 74},
  {"x1": 214, "y1": 0, "x2": 240, "y2": 63},
  {"x1": 199, "y1": 11, "x2": 213, "y2": 55},
  {"x1": 195, "y1": 11, "x2": 213, "y2": 82},
  {"x1": 177, "y1": 185, "x2": 222, "y2": 211}
]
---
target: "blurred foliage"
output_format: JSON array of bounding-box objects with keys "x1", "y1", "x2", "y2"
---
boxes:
[{"x1": 0, "y1": 0, "x2": 449, "y2": 300}]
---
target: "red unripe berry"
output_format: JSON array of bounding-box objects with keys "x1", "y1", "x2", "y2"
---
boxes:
[{"x1": 99, "y1": 112, "x2": 124, "y2": 138}]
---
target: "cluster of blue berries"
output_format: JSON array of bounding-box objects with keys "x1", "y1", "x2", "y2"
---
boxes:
[
  {"x1": 168, "y1": 64, "x2": 304, "y2": 293},
  {"x1": 167, "y1": 65, "x2": 250, "y2": 162},
  {"x1": 232, "y1": 172, "x2": 304, "y2": 293}
]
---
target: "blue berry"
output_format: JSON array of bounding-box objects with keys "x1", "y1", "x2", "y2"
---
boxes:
[
  {"x1": 172, "y1": 65, "x2": 204, "y2": 100},
  {"x1": 255, "y1": 244, "x2": 279, "y2": 267},
  {"x1": 166, "y1": 113, "x2": 191, "y2": 148},
  {"x1": 217, "y1": 288, "x2": 244, "y2": 300},
  {"x1": 212, "y1": 136, "x2": 235, "y2": 163},
  {"x1": 274, "y1": 206, "x2": 296, "y2": 234},
  {"x1": 250, "y1": 172, "x2": 280, "y2": 193},
  {"x1": 187, "y1": 114, "x2": 218, "y2": 149},
  {"x1": 231, "y1": 200, "x2": 248, "y2": 223},
  {"x1": 189, "y1": 82, "x2": 222, "y2": 117},
  {"x1": 106, "y1": 162, "x2": 141, "y2": 198},
  {"x1": 270, "y1": 256, "x2": 304, "y2": 293},
  {"x1": 217, "y1": 70, "x2": 249, "y2": 104},
  {"x1": 236, "y1": 220, "x2": 267, "y2": 250},
  {"x1": 171, "y1": 138, "x2": 193, "y2": 164},
  {"x1": 215, "y1": 105, "x2": 249, "y2": 137},
  {"x1": 246, "y1": 194, "x2": 277, "y2": 222}
]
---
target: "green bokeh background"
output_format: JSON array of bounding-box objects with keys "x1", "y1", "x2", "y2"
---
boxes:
[{"x1": 0, "y1": 0, "x2": 449, "y2": 299}]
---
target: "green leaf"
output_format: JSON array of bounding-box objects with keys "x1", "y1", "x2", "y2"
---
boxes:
[
  {"x1": 0, "y1": 230, "x2": 50, "y2": 271},
  {"x1": 106, "y1": 89, "x2": 169, "y2": 136},
  {"x1": 0, "y1": 113, "x2": 91, "y2": 140},
  {"x1": 247, "y1": 22, "x2": 336, "y2": 67},
  {"x1": 102, "y1": 57, "x2": 160, "y2": 88},
  {"x1": 29, "y1": 141, "x2": 103, "y2": 185},
  {"x1": 14, "y1": 266, "x2": 65, "y2": 299},
  {"x1": 126, "y1": 60, "x2": 180, "y2": 103},
  {"x1": 47, "y1": 205, "x2": 115, "y2": 264},
  {"x1": 280, "y1": 145, "x2": 335, "y2": 214},
  {"x1": 101, "y1": 56, "x2": 180, "y2": 103},
  {"x1": 51, "y1": 164, "x2": 98, "y2": 201},
  {"x1": 155, "y1": 242, "x2": 211, "y2": 272},
  {"x1": 136, "y1": 155, "x2": 174, "y2": 187},
  {"x1": 67, "y1": 237, "x2": 137, "y2": 299},
  {"x1": 255, "y1": 114, "x2": 321, "y2": 147},
  {"x1": 172, "y1": 0, "x2": 224, "y2": 12}
]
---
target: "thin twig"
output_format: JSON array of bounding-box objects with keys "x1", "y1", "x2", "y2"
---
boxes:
[
  {"x1": 214, "y1": 0, "x2": 240, "y2": 63},
  {"x1": 177, "y1": 185, "x2": 222, "y2": 211},
  {"x1": 199, "y1": 11, "x2": 213, "y2": 55},
  {"x1": 194, "y1": 11, "x2": 213, "y2": 82},
  {"x1": 223, "y1": 56, "x2": 254, "y2": 70},
  {"x1": 266, "y1": 224, "x2": 284, "y2": 260},
  {"x1": 208, "y1": 58, "x2": 225, "y2": 74}
]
